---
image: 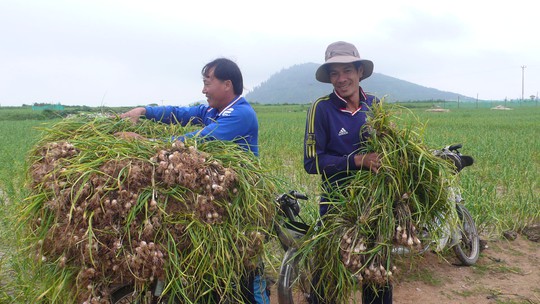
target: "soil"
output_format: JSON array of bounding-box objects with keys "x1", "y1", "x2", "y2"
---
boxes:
[{"x1": 269, "y1": 236, "x2": 540, "y2": 304}]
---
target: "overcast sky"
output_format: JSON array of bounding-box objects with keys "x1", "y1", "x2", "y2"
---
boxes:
[{"x1": 1, "y1": 0, "x2": 538, "y2": 107}]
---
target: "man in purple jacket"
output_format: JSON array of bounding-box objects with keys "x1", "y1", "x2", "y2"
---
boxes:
[
  {"x1": 304, "y1": 42, "x2": 381, "y2": 216},
  {"x1": 304, "y1": 42, "x2": 392, "y2": 304},
  {"x1": 120, "y1": 58, "x2": 268, "y2": 303}
]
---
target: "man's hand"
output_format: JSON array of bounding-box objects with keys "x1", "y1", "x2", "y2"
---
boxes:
[
  {"x1": 114, "y1": 131, "x2": 146, "y2": 140},
  {"x1": 354, "y1": 152, "x2": 381, "y2": 174},
  {"x1": 119, "y1": 107, "x2": 146, "y2": 123}
]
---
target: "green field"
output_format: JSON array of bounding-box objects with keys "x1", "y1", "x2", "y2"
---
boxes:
[
  {"x1": 0, "y1": 103, "x2": 538, "y2": 301},
  {"x1": 256, "y1": 103, "x2": 540, "y2": 235}
]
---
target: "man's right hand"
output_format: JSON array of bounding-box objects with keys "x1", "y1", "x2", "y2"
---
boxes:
[
  {"x1": 114, "y1": 131, "x2": 145, "y2": 140},
  {"x1": 119, "y1": 107, "x2": 146, "y2": 123},
  {"x1": 354, "y1": 152, "x2": 381, "y2": 174}
]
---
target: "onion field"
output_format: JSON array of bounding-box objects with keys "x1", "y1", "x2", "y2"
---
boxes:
[{"x1": 0, "y1": 103, "x2": 538, "y2": 302}]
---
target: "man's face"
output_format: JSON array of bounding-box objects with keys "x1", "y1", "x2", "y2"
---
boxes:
[
  {"x1": 202, "y1": 67, "x2": 231, "y2": 111},
  {"x1": 328, "y1": 63, "x2": 363, "y2": 100}
]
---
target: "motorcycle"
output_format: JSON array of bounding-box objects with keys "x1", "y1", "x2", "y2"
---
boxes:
[{"x1": 274, "y1": 144, "x2": 480, "y2": 304}]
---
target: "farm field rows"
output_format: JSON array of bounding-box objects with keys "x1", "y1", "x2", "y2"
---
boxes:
[{"x1": 0, "y1": 103, "x2": 538, "y2": 303}]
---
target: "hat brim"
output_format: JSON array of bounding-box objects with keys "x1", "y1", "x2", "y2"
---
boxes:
[{"x1": 315, "y1": 57, "x2": 374, "y2": 83}]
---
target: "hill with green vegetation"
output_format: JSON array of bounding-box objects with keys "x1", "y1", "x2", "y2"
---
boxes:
[{"x1": 245, "y1": 63, "x2": 475, "y2": 104}]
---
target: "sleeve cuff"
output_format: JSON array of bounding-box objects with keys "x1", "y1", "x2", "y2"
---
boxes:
[{"x1": 347, "y1": 153, "x2": 359, "y2": 171}]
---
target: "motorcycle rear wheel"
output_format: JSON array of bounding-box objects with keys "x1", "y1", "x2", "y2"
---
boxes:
[{"x1": 453, "y1": 204, "x2": 480, "y2": 266}]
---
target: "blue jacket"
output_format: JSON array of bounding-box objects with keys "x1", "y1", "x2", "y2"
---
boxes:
[
  {"x1": 145, "y1": 96, "x2": 259, "y2": 156},
  {"x1": 304, "y1": 87, "x2": 378, "y2": 214}
]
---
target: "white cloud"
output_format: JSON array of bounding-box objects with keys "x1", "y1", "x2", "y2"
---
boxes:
[{"x1": 0, "y1": 0, "x2": 538, "y2": 106}]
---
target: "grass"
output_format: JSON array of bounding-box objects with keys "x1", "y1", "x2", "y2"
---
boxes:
[
  {"x1": 0, "y1": 118, "x2": 48, "y2": 302},
  {"x1": 473, "y1": 253, "x2": 525, "y2": 277},
  {"x1": 394, "y1": 106, "x2": 539, "y2": 236},
  {"x1": 0, "y1": 103, "x2": 539, "y2": 302},
  {"x1": 402, "y1": 267, "x2": 445, "y2": 286}
]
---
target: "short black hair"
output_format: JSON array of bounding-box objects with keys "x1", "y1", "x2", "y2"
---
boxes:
[{"x1": 202, "y1": 58, "x2": 244, "y2": 95}]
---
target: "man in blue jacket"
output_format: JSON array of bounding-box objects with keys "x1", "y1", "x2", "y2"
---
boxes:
[
  {"x1": 119, "y1": 58, "x2": 268, "y2": 303},
  {"x1": 119, "y1": 57, "x2": 259, "y2": 156},
  {"x1": 304, "y1": 41, "x2": 391, "y2": 304}
]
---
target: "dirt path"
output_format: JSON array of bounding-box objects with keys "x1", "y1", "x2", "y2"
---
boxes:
[
  {"x1": 392, "y1": 237, "x2": 540, "y2": 304},
  {"x1": 269, "y1": 237, "x2": 540, "y2": 304}
]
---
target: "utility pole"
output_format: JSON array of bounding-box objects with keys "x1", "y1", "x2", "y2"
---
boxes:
[{"x1": 521, "y1": 65, "x2": 526, "y2": 101}]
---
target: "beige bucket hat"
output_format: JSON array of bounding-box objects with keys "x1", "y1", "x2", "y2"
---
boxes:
[{"x1": 315, "y1": 41, "x2": 374, "y2": 83}]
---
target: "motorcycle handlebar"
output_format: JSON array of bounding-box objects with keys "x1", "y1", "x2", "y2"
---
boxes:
[
  {"x1": 288, "y1": 190, "x2": 308, "y2": 200},
  {"x1": 448, "y1": 144, "x2": 462, "y2": 152}
]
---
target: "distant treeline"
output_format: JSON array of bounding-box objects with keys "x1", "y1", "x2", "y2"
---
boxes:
[
  {"x1": 0, "y1": 105, "x2": 130, "y2": 121},
  {"x1": 1, "y1": 100, "x2": 537, "y2": 121}
]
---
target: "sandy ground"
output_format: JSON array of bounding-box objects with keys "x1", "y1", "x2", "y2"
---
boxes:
[{"x1": 269, "y1": 236, "x2": 540, "y2": 304}]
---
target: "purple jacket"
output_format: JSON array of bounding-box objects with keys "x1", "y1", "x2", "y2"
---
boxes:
[{"x1": 304, "y1": 87, "x2": 377, "y2": 214}]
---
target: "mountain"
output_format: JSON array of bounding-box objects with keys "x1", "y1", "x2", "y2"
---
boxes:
[{"x1": 245, "y1": 63, "x2": 475, "y2": 104}]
